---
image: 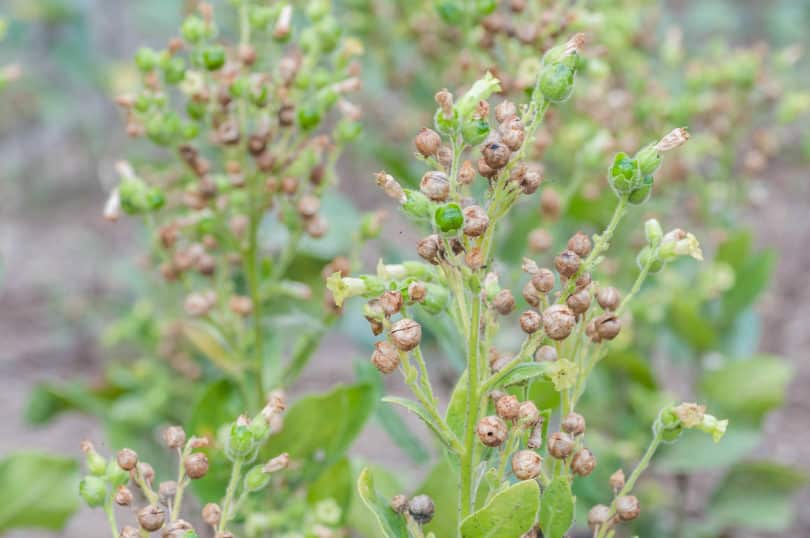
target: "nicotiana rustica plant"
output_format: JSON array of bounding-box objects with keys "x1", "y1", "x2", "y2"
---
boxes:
[{"x1": 331, "y1": 35, "x2": 727, "y2": 538}]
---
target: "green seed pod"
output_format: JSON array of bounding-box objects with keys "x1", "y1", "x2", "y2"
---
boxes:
[
  {"x1": 243, "y1": 464, "x2": 271, "y2": 492},
  {"x1": 433, "y1": 107, "x2": 458, "y2": 135},
  {"x1": 134, "y1": 47, "x2": 158, "y2": 72},
  {"x1": 538, "y1": 63, "x2": 575, "y2": 103},
  {"x1": 335, "y1": 118, "x2": 362, "y2": 143},
  {"x1": 202, "y1": 45, "x2": 226, "y2": 71},
  {"x1": 79, "y1": 476, "x2": 107, "y2": 507},
  {"x1": 297, "y1": 105, "x2": 322, "y2": 131},
  {"x1": 248, "y1": 415, "x2": 270, "y2": 442},
  {"x1": 119, "y1": 178, "x2": 148, "y2": 215},
  {"x1": 181, "y1": 15, "x2": 206, "y2": 44},
  {"x1": 229, "y1": 77, "x2": 249, "y2": 98},
  {"x1": 186, "y1": 100, "x2": 206, "y2": 121},
  {"x1": 226, "y1": 423, "x2": 257, "y2": 460},
  {"x1": 421, "y1": 283, "x2": 450, "y2": 314},
  {"x1": 434, "y1": 203, "x2": 464, "y2": 233},
  {"x1": 634, "y1": 143, "x2": 662, "y2": 176},
  {"x1": 316, "y1": 17, "x2": 342, "y2": 53},
  {"x1": 436, "y1": 0, "x2": 464, "y2": 25},
  {"x1": 628, "y1": 174, "x2": 654, "y2": 205},
  {"x1": 106, "y1": 460, "x2": 130, "y2": 488},
  {"x1": 134, "y1": 94, "x2": 151, "y2": 114},
  {"x1": 475, "y1": 0, "x2": 498, "y2": 17},
  {"x1": 461, "y1": 117, "x2": 490, "y2": 146},
  {"x1": 608, "y1": 152, "x2": 640, "y2": 196},
  {"x1": 146, "y1": 187, "x2": 166, "y2": 211},
  {"x1": 401, "y1": 190, "x2": 432, "y2": 220},
  {"x1": 163, "y1": 57, "x2": 186, "y2": 85}
]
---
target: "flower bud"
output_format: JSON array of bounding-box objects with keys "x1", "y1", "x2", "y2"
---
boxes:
[
  {"x1": 561, "y1": 412, "x2": 586, "y2": 436},
  {"x1": 407, "y1": 495, "x2": 435, "y2": 524},
  {"x1": 644, "y1": 218, "x2": 663, "y2": 245},
  {"x1": 495, "y1": 394, "x2": 520, "y2": 420},
  {"x1": 609, "y1": 469, "x2": 625, "y2": 492},
  {"x1": 531, "y1": 268, "x2": 555, "y2": 293},
  {"x1": 414, "y1": 128, "x2": 441, "y2": 157},
  {"x1": 566, "y1": 288, "x2": 591, "y2": 315},
  {"x1": 202, "y1": 503, "x2": 221, "y2": 527},
  {"x1": 263, "y1": 453, "x2": 289, "y2": 473},
  {"x1": 567, "y1": 232, "x2": 592, "y2": 257},
  {"x1": 476, "y1": 416, "x2": 508, "y2": 447},
  {"x1": 542, "y1": 304, "x2": 575, "y2": 340},
  {"x1": 390, "y1": 319, "x2": 422, "y2": 351},
  {"x1": 534, "y1": 345, "x2": 557, "y2": 362},
  {"x1": 138, "y1": 505, "x2": 166, "y2": 532},
  {"x1": 390, "y1": 494, "x2": 408, "y2": 514},
  {"x1": 571, "y1": 448, "x2": 596, "y2": 476},
  {"x1": 79, "y1": 476, "x2": 106, "y2": 507},
  {"x1": 634, "y1": 143, "x2": 662, "y2": 176},
  {"x1": 435, "y1": 203, "x2": 464, "y2": 232},
  {"x1": 554, "y1": 250, "x2": 581, "y2": 279},
  {"x1": 462, "y1": 117, "x2": 491, "y2": 146},
  {"x1": 106, "y1": 460, "x2": 130, "y2": 488},
  {"x1": 518, "y1": 401, "x2": 540, "y2": 428},
  {"x1": 481, "y1": 139, "x2": 511, "y2": 169},
  {"x1": 596, "y1": 287, "x2": 620, "y2": 311},
  {"x1": 416, "y1": 234, "x2": 442, "y2": 264},
  {"x1": 608, "y1": 152, "x2": 641, "y2": 197},
  {"x1": 587, "y1": 505, "x2": 611, "y2": 530},
  {"x1": 462, "y1": 205, "x2": 489, "y2": 237},
  {"x1": 547, "y1": 432, "x2": 575, "y2": 459},
  {"x1": 81, "y1": 441, "x2": 107, "y2": 476},
  {"x1": 616, "y1": 495, "x2": 641, "y2": 521},
  {"x1": 538, "y1": 63, "x2": 576, "y2": 103},
  {"x1": 164, "y1": 426, "x2": 187, "y2": 449},
  {"x1": 375, "y1": 172, "x2": 406, "y2": 204},
  {"x1": 372, "y1": 341, "x2": 400, "y2": 374},
  {"x1": 512, "y1": 450, "x2": 543, "y2": 480},
  {"x1": 184, "y1": 453, "x2": 209, "y2": 479},
  {"x1": 117, "y1": 448, "x2": 138, "y2": 471},
  {"x1": 519, "y1": 310, "x2": 543, "y2": 333},
  {"x1": 244, "y1": 464, "x2": 272, "y2": 492},
  {"x1": 115, "y1": 485, "x2": 134, "y2": 506},
  {"x1": 420, "y1": 171, "x2": 450, "y2": 201}
]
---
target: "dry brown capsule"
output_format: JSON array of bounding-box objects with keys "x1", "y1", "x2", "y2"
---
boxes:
[
  {"x1": 495, "y1": 394, "x2": 520, "y2": 420},
  {"x1": 528, "y1": 228, "x2": 553, "y2": 253},
  {"x1": 522, "y1": 281, "x2": 541, "y2": 308},
  {"x1": 493, "y1": 289, "x2": 516, "y2": 315},
  {"x1": 117, "y1": 448, "x2": 138, "y2": 471},
  {"x1": 164, "y1": 426, "x2": 186, "y2": 449},
  {"x1": 297, "y1": 195, "x2": 320, "y2": 219},
  {"x1": 511, "y1": 450, "x2": 543, "y2": 480},
  {"x1": 596, "y1": 286, "x2": 621, "y2": 311},
  {"x1": 566, "y1": 288, "x2": 592, "y2": 315},
  {"x1": 390, "y1": 319, "x2": 422, "y2": 351},
  {"x1": 462, "y1": 205, "x2": 489, "y2": 237},
  {"x1": 372, "y1": 341, "x2": 400, "y2": 374},
  {"x1": 414, "y1": 127, "x2": 441, "y2": 157},
  {"x1": 531, "y1": 268, "x2": 555, "y2": 294},
  {"x1": 518, "y1": 401, "x2": 541, "y2": 428},
  {"x1": 465, "y1": 247, "x2": 484, "y2": 270},
  {"x1": 120, "y1": 526, "x2": 140, "y2": 538},
  {"x1": 571, "y1": 448, "x2": 597, "y2": 476},
  {"x1": 184, "y1": 452, "x2": 209, "y2": 480},
  {"x1": 540, "y1": 187, "x2": 561, "y2": 220},
  {"x1": 495, "y1": 100, "x2": 517, "y2": 123},
  {"x1": 520, "y1": 165, "x2": 542, "y2": 195},
  {"x1": 481, "y1": 139, "x2": 511, "y2": 169},
  {"x1": 593, "y1": 313, "x2": 621, "y2": 341},
  {"x1": 534, "y1": 345, "x2": 557, "y2": 362},
  {"x1": 379, "y1": 290, "x2": 403, "y2": 317},
  {"x1": 202, "y1": 503, "x2": 222, "y2": 527},
  {"x1": 609, "y1": 469, "x2": 626, "y2": 492},
  {"x1": 229, "y1": 295, "x2": 254, "y2": 317},
  {"x1": 408, "y1": 495, "x2": 435, "y2": 524},
  {"x1": 554, "y1": 250, "x2": 581, "y2": 279},
  {"x1": 416, "y1": 234, "x2": 442, "y2": 264},
  {"x1": 459, "y1": 159, "x2": 476, "y2": 184},
  {"x1": 588, "y1": 504, "x2": 611, "y2": 530},
  {"x1": 616, "y1": 495, "x2": 641, "y2": 521},
  {"x1": 420, "y1": 171, "x2": 450, "y2": 201},
  {"x1": 542, "y1": 304, "x2": 576, "y2": 340},
  {"x1": 476, "y1": 416, "x2": 508, "y2": 447},
  {"x1": 519, "y1": 310, "x2": 543, "y2": 333},
  {"x1": 407, "y1": 281, "x2": 427, "y2": 303},
  {"x1": 158, "y1": 480, "x2": 177, "y2": 506},
  {"x1": 567, "y1": 231, "x2": 592, "y2": 257},
  {"x1": 547, "y1": 432, "x2": 575, "y2": 459},
  {"x1": 500, "y1": 116, "x2": 525, "y2": 151},
  {"x1": 477, "y1": 156, "x2": 497, "y2": 178},
  {"x1": 561, "y1": 412, "x2": 586, "y2": 436},
  {"x1": 115, "y1": 485, "x2": 134, "y2": 506},
  {"x1": 137, "y1": 505, "x2": 166, "y2": 532}
]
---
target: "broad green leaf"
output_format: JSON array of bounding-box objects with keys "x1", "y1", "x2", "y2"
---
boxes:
[
  {"x1": 700, "y1": 355, "x2": 791, "y2": 422},
  {"x1": 528, "y1": 377, "x2": 561, "y2": 410},
  {"x1": 0, "y1": 453, "x2": 79, "y2": 532},
  {"x1": 382, "y1": 396, "x2": 457, "y2": 452},
  {"x1": 356, "y1": 468, "x2": 408, "y2": 538},
  {"x1": 656, "y1": 427, "x2": 760, "y2": 472},
  {"x1": 668, "y1": 299, "x2": 716, "y2": 351},
  {"x1": 25, "y1": 382, "x2": 114, "y2": 424},
  {"x1": 708, "y1": 461, "x2": 807, "y2": 532},
  {"x1": 182, "y1": 321, "x2": 242, "y2": 376},
  {"x1": 446, "y1": 373, "x2": 469, "y2": 439},
  {"x1": 460, "y1": 480, "x2": 540, "y2": 538},
  {"x1": 491, "y1": 362, "x2": 551, "y2": 388},
  {"x1": 281, "y1": 329, "x2": 327, "y2": 387},
  {"x1": 420, "y1": 458, "x2": 460, "y2": 537},
  {"x1": 308, "y1": 458, "x2": 353, "y2": 523},
  {"x1": 348, "y1": 462, "x2": 404, "y2": 538},
  {"x1": 539, "y1": 477, "x2": 574, "y2": 538},
  {"x1": 715, "y1": 231, "x2": 752, "y2": 270},
  {"x1": 721, "y1": 251, "x2": 775, "y2": 321},
  {"x1": 602, "y1": 351, "x2": 657, "y2": 389}
]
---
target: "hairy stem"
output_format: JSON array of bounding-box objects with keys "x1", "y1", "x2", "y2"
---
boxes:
[{"x1": 218, "y1": 458, "x2": 244, "y2": 533}]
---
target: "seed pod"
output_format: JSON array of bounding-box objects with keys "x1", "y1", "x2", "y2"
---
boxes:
[
  {"x1": 519, "y1": 310, "x2": 543, "y2": 333},
  {"x1": 305, "y1": 215, "x2": 329, "y2": 238},
  {"x1": 437, "y1": 145, "x2": 454, "y2": 169},
  {"x1": 495, "y1": 100, "x2": 517, "y2": 123},
  {"x1": 609, "y1": 469, "x2": 625, "y2": 492},
  {"x1": 521, "y1": 282, "x2": 541, "y2": 308},
  {"x1": 495, "y1": 394, "x2": 520, "y2": 420},
  {"x1": 574, "y1": 271, "x2": 592, "y2": 291},
  {"x1": 184, "y1": 292, "x2": 214, "y2": 317},
  {"x1": 136, "y1": 462, "x2": 155, "y2": 486},
  {"x1": 158, "y1": 480, "x2": 177, "y2": 505},
  {"x1": 196, "y1": 254, "x2": 216, "y2": 276},
  {"x1": 566, "y1": 288, "x2": 591, "y2": 315},
  {"x1": 407, "y1": 495, "x2": 435, "y2": 524},
  {"x1": 571, "y1": 448, "x2": 596, "y2": 476},
  {"x1": 493, "y1": 289, "x2": 516, "y2": 315},
  {"x1": 229, "y1": 295, "x2": 254, "y2": 317},
  {"x1": 593, "y1": 313, "x2": 621, "y2": 341},
  {"x1": 542, "y1": 304, "x2": 576, "y2": 340},
  {"x1": 561, "y1": 412, "x2": 586, "y2": 436},
  {"x1": 407, "y1": 282, "x2": 427, "y2": 303},
  {"x1": 476, "y1": 416, "x2": 508, "y2": 447},
  {"x1": 414, "y1": 128, "x2": 441, "y2": 157},
  {"x1": 481, "y1": 140, "x2": 511, "y2": 169},
  {"x1": 518, "y1": 401, "x2": 540, "y2": 428},
  {"x1": 596, "y1": 287, "x2": 621, "y2": 311},
  {"x1": 202, "y1": 503, "x2": 221, "y2": 527},
  {"x1": 527, "y1": 421, "x2": 544, "y2": 449},
  {"x1": 547, "y1": 432, "x2": 575, "y2": 459},
  {"x1": 531, "y1": 268, "x2": 555, "y2": 293},
  {"x1": 459, "y1": 160, "x2": 476, "y2": 184},
  {"x1": 534, "y1": 345, "x2": 557, "y2": 362},
  {"x1": 462, "y1": 205, "x2": 489, "y2": 237},
  {"x1": 528, "y1": 228, "x2": 553, "y2": 253},
  {"x1": 372, "y1": 341, "x2": 400, "y2": 374},
  {"x1": 390, "y1": 494, "x2": 408, "y2": 514},
  {"x1": 616, "y1": 495, "x2": 641, "y2": 521},
  {"x1": 379, "y1": 290, "x2": 403, "y2": 317},
  {"x1": 540, "y1": 188, "x2": 561, "y2": 220},
  {"x1": 567, "y1": 232, "x2": 592, "y2": 257},
  {"x1": 297, "y1": 195, "x2": 320, "y2": 218},
  {"x1": 137, "y1": 505, "x2": 166, "y2": 532},
  {"x1": 465, "y1": 247, "x2": 484, "y2": 270},
  {"x1": 120, "y1": 526, "x2": 140, "y2": 538},
  {"x1": 500, "y1": 116, "x2": 525, "y2": 151},
  {"x1": 554, "y1": 250, "x2": 581, "y2": 279},
  {"x1": 117, "y1": 448, "x2": 138, "y2": 471},
  {"x1": 416, "y1": 234, "x2": 442, "y2": 264},
  {"x1": 163, "y1": 520, "x2": 194, "y2": 537},
  {"x1": 79, "y1": 476, "x2": 106, "y2": 507},
  {"x1": 420, "y1": 171, "x2": 450, "y2": 201},
  {"x1": 520, "y1": 165, "x2": 542, "y2": 195},
  {"x1": 184, "y1": 452, "x2": 209, "y2": 479},
  {"x1": 477, "y1": 156, "x2": 497, "y2": 178},
  {"x1": 512, "y1": 450, "x2": 543, "y2": 480},
  {"x1": 588, "y1": 504, "x2": 611, "y2": 530},
  {"x1": 390, "y1": 319, "x2": 422, "y2": 351},
  {"x1": 115, "y1": 485, "x2": 133, "y2": 506}
]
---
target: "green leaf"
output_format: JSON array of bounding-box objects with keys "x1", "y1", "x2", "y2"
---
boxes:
[
  {"x1": 707, "y1": 461, "x2": 807, "y2": 532},
  {"x1": 715, "y1": 231, "x2": 752, "y2": 269},
  {"x1": 700, "y1": 355, "x2": 791, "y2": 422},
  {"x1": 601, "y1": 351, "x2": 657, "y2": 389},
  {"x1": 308, "y1": 458, "x2": 353, "y2": 523},
  {"x1": 382, "y1": 396, "x2": 457, "y2": 452},
  {"x1": 538, "y1": 477, "x2": 574, "y2": 538},
  {"x1": 721, "y1": 251, "x2": 775, "y2": 321},
  {"x1": 668, "y1": 299, "x2": 716, "y2": 351},
  {"x1": 0, "y1": 453, "x2": 80, "y2": 532},
  {"x1": 419, "y1": 458, "x2": 460, "y2": 537},
  {"x1": 182, "y1": 321, "x2": 242, "y2": 376},
  {"x1": 356, "y1": 467, "x2": 408, "y2": 538},
  {"x1": 656, "y1": 427, "x2": 761, "y2": 472},
  {"x1": 25, "y1": 382, "x2": 114, "y2": 424},
  {"x1": 491, "y1": 362, "x2": 551, "y2": 388},
  {"x1": 461, "y1": 480, "x2": 540, "y2": 538},
  {"x1": 445, "y1": 373, "x2": 469, "y2": 440}
]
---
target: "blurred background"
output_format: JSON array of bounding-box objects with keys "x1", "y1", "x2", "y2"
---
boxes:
[{"x1": 1, "y1": 0, "x2": 809, "y2": 537}]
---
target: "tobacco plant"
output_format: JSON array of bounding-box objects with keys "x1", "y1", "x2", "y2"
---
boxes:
[{"x1": 332, "y1": 35, "x2": 728, "y2": 538}]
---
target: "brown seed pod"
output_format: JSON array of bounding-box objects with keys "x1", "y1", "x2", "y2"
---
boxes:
[
  {"x1": 500, "y1": 116, "x2": 525, "y2": 151},
  {"x1": 163, "y1": 426, "x2": 186, "y2": 449},
  {"x1": 571, "y1": 448, "x2": 597, "y2": 476},
  {"x1": 379, "y1": 290, "x2": 403, "y2": 317},
  {"x1": 476, "y1": 416, "x2": 508, "y2": 447},
  {"x1": 462, "y1": 205, "x2": 489, "y2": 237},
  {"x1": 158, "y1": 480, "x2": 177, "y2": 505},
  {"x1": 554, "y1": 250, "x2": 582, "y2": 279},
  {"x1": 609, "y1": 469, "x2": 626, "y2": 492},
  {"x1": 616, "y1": 495, "x2": 641, "y2": 521},
  {"x1": 117, "y1": 448, "x2": 138, "y2": 471},
  {"x1": 593, "y1": 313, "x2": 621, "y2": 341},
  {"x1": 390, "y1": 319, "x2": 422, "y2": 351},
  {"x1": 420, "y1": 171, "x2": 450, "y2": 201},
  {"x1": 121, "y1": 526, "x2": 140, "y2": 538},
  {"x1": 495, "y1": 100, "x2": 517, "y2": 123},
  {"x1": 566, "y1": 288, "x2": 591, "y2": 315},
  {"x1": 459, "y1": 159, "x2": 476, "y2": 184},
  {"x1": 390, "y1": 494, "x2": 408, "y2": 514},
  {"x1": 596, "y1": 286, "x2": 621, "y2": 311},
  {"x1": 297, "y1": 195, "x2": 320, "y2": 218},
  {"x1": 531, "y1": 268, "x2": 555, "y2": 293},
  {"x1": 184, "y1": 452, "x2": 209, "y2": 480},
  {"x1": 417, "y1": 234, "x2": 442, "y2": 264},
  {"x1": 371, "y1": 341, "x2": 400, "y2": 374},
  {"x1": 542, "y1": 304, "x2": 576, "y2": 340},
  {"x1": 465, "y1": 247, "x2": 484, "y2": 270},
  {"x1": 136, "y1": 462, "x2": 155, "y2": 486},
  {"x1": 202, "y1": 502, "x2": 221, "y2": 527},
  {"x1": 137, "y1": 505, "x2": 166, "y2": 532},
  {"x1": 561, "y1": 412, "x2": 586, "y2": 436},
  {"x1": 534, "y1": 345, "x2": 558, "y2": 362},
  {"x1": 414, "y1": 128, "x2": 441, "y2": 157},
  {"x1": 408, "y1": 495, "x2": 435, "y2": 524},
  {"x1": 436, "y1": 145, "x2": 454, "y2": 169},
  {"x1": 522, "y1": 281, "x2": 541, "y2": 307},
  {"x1": 477, "y1": 156, "x2": 497, "y2": 178},
  {"x1": 495, "y1": 394, "x2": 520, "y2": 420},
  {"x1": 540, "y1": 188, "x2": 561, "y2": 220},
  {"x1": 520, "y1": 165, "x2": 542, "y2": 194},
  {"x1": 527, "y1": 421, "x2": 544, "y2": 449},
  {"x1": 511, "y1": 450, "x2": 543, "y2": 480},
  {"x1": 587, "y1": 504, "x2": 611, "y2": 530},
  {"x1": 481, "y1": 139, "x2": 511, "y2": 169},
  {"x1": 567, "y1": 231, "x2": 592, "y2": 257},
  {"x1": 519, "y1": 310, "x2": 543, "y2": 333},
  {"x1": 407, "y1": 281, "x2": 427, "y2": 303},
  {"x1": 518, "y1": 401, "x2": 540, "y2": 428},
  {"x1": 574, "y1": 271, "x2": 592, "y2": 291},
  {"x1": 547, "y1": 432, "x2": 575, "y2": 459},
  {"x1": 528, "y1": 228, "x2": 553, "y2": 253},
  {"x1": 493, "y1": 289, "x2": 516, "y2": 315},
  {"x1": 229, "y1": 295, "x2": 254, "y2": 317},
  {"x1": 115, "y1": 485, "x2": 134, "y2": 506},
  {"x1": 304, "y1": 215, "x2": 329, "y2": 238}
]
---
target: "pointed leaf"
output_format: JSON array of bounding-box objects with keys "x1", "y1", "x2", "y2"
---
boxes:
[
  {"x1": 382, "y1": 396, "x2": 457, "y2": 452},
  {"x1": 356, "y1": 468, "x2": 408, "y2": 538},
  {"x1": 539, "y1": 477, "x2": 574, "y2": 538},
  {"x1": 460, "y1": 480, "x2": 540, "y2": 538},
  {"x1": 182, "y1": 321, "x2": 242, "y2": 375}
]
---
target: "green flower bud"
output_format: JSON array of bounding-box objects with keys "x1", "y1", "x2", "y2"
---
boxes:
[
  {"x1": 636, "y1": 246, "x2": 664, "y2": 273},
  {"x1": 118, "y1": 178, "x2": 148, "y2": 215},
  {"x1": 538, "y1": 63, "x2": 575, "y2": 103},
  {"x1": 628, "y1": 174, "x2": 654, "y2": 205},
  {"x1": 634, "y1": 143, "x2": 662, "y2": 176},
  {"x1": 105, "y1": 460, "x2": 130, "y2": 488},
  {"x1": 134, "y1": 47, "x2": 159, "y2": 72},
  {"x1": 134, "y1": 94, "x2": 151, "y2": 114},
  {"x1": 248, "y1": 415, "x2": 270, "y2": 442},
  {"x1": 401, "y1": 189, "x2": 432, "y2": 220},
  {"x1": 226, "y1": 423, "x2": 256, "y2": 460},
  {"x1": 436, "y1": 0, "x2": 464, "y2": 25},
  {"x1": 163, "y1": 57, "x2": 186, "y2": 85},
  {"x1": 202, "y1": 45, "x2": 226, "y2": 71},
  {"x1": 608, "y1": 152, "x2": 640, "y2": 196},
  {"x1": 461, "y1": 117, "x2": 490, "y2": 146},
  {"x1": 181, "y1": 15, "x2": 206, "y2": 44},
  {"x1": 79, "y1": 476, "x2": 107, "y2": 507},
  {"x1": 335, "y1": 118, "x2": 362, "y2": 143},
  {"x1": 186, "y1": 100, "x2": 205, "y2": 121},
  {"x1": 456, "y1": 72, "x2": 501, "y2": 120},
  {"x1": 421, "y1": 283, "x2": 450, "y2": 314},
  {"x1": 434, "y1": 203, "x2": 463, "y2": 233},
  {"x1": 297, "y1": 105, "x2": 322, "y2": 130},
  {"x1": 229, "y1": 77, "x2": 249, "y2": 98},
  {"x1": 243, "y1": 464, "x2": 271, "y2": 492},
  {"x1": 326, "y1": 273, "x2": 385, "y2": 307},
  {"x1": 644, "y1": 219, "x2": 663, "y2": 245},
  {"x1": 146, "y1": 187, "x2": 166, "y2": 211},
  {"x1": 316, "y1": 17, "x2": 342, "y2": 53}
]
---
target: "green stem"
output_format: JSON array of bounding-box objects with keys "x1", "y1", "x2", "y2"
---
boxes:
[
  {"x1": 616, "y1": 254, "x2": 655, "y2": 317},
  {"x1": 103, "y1": 494, "x2": 118, "y2": 537},
  {"x1": 218, "y1": 458, "x2": 244, "y2": 533},
  {"x1": 170, "y1": 446, "x2": 191, "y2": 522},
  {"x1": 460, "y1": 295, "x2": 482, "y2": 522}
]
